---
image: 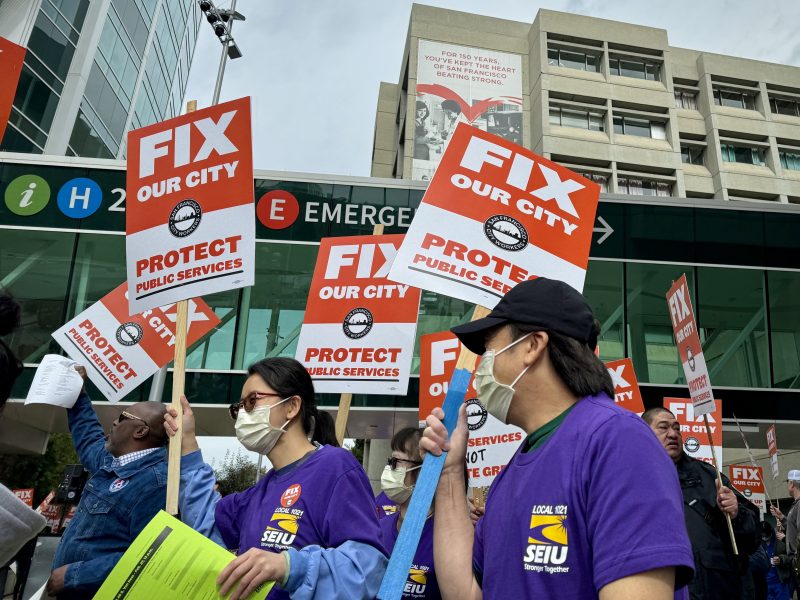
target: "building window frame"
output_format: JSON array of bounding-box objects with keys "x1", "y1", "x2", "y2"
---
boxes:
[
  {"x1": 613, "y1": 114, "x2": 667, "y2": 140},
  {"x1": 616, "y1": 175, "x2": 673, "y2": 196},
  {"x1": 720, "y1": 143, "x2": 767, "y2": 166},
  {"x1": 609, "y1": 56, "x2": 662, "y2": 82},
  {"x1": 713, "y1": 87, "x2": 757, "y2": 110},
  {"x1": 549, "y1": 104, "x2": 605, "y2": 132},
  {"x1": 681, "y1": 145, "x2": 705, "y2": 166},
  {"x1": 770, "y1": 96, "x2": 800, "y2": 118},
  {"x1": 547, "y1": 45, "x2": 601, "y2": 73},
  {"x1": 674, "y1": 89, "x2": 699, "y2": 110},
  {"x1": 779, "y1": 149, "x2": 800, "y2": 171}
]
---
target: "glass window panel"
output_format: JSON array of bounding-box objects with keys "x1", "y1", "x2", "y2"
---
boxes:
[
  {"x1": 651, "y1": 121, "x2": 666, "y2": 140},
  {"x1": 626, "y1": 263, "x2": 695, "y2": 384},
  {"x1": 697, "y1": 267, "x2": 768, "y2": 388},
  {"x1": 645, "y1": 63, "x2": 660, "y2": 81},
  {"x1": 549, "y1": 108, "x2": 561, "y2": 125},
  {"x1": 588, "y1": 112, "x2": 604, "y2": 131},
  {"x1": 547, "y1": 47, "x2": 559, "y2": 65},
  {"x1": 561, "y1": 108, "x2": 588, "y2": 129},
  {"x1": 560, "y1": 50, "x2": 587, "y2": 71},
  {"x1": 64, "y1": 234, "x2": 125, "y2": 317},
  {"x1": 237, "y1": 243, "x2": 319, "y2": 368},
  {"x1": 721, "y1": 90, "x2": 744, "y2": 109},
  {"x1": 0, "y1": 230, "x2": 76, "y2": 363},
  {"x1": 620, "y1": 59, "x2": 646, "y2": 79},
  {"x1": 584, "y1": 261, "x2": 624, "y2": 361},
  {"x1": 613, "y1": 115, "x2": 624, "y2": 134},
  {"x1": 743, "y1": 94, "x2": 756, "y2": 110},
  {"x1": 185, "y1": 288, "x2": 239, "y2": 370},
  {"x1": 624, "y1": 117, "x2": 651, "y2": 137},
  {"x1": 609, "y1": 58, "x2": 619, "y2": 75},
  {"x1": 780, "y1": 152, "x2": 800, "y2": 171},
  {"x1": 769, "y1": 271, "x2": 800, "y2": 388},
  {"x1": 585, "y1": 53, "x2": 599, "y2": 73}
]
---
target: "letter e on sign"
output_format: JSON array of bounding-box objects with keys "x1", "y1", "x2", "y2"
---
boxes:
[{"x1": 257, "y1": 190, "x2": 300, "y2": 230}]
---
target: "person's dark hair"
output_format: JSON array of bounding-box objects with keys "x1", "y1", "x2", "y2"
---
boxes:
[
  {"x1": 441, "y1": 99, "x2": 461, "y2": 115},
  {"x1": 391, "y1": 427, "x2": 422, "y2": 462},
  {"x1": 415, "y1": 100, "x2": 429, "y2": 120},
  {"x1": 247, "y1": 357, "x2": 338, "y2": 447},
  {"x1": 506, "y1": 319, "x2": 613, "y2": 398},
  {"x1": 762, "y1": 520, "x2": 774, "y2": 538},
  {"x1": 0, "y1": 291, "x2": 23, "y2": 410},
  {"x1": 642, "y1": 407, "x2": 675, "y2": 426}
]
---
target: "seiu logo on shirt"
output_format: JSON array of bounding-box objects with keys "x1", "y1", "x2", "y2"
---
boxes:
[
  {"x1": 261, "y1": 507, "x2": 304, "y2": 550},
  {"x1": 404, "y1": 565, "x2": 430, "y2": 598},
  {"x1": 523, "y1": 504, "x2": 570, "y2": 574}
]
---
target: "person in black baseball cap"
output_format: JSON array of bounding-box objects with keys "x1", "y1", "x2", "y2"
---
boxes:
[{"x1": 420, "y1": 277, "x2": 694, "y2": 600}]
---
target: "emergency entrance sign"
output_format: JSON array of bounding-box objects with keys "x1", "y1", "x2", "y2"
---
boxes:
[
  {"x1": 295, "y1": 235, "x2": 421, "y2": 395},
  {"x1": 666, "y1": 275, "x2": 714, "y2": 417},
  {"x1": 664, "y1": 398, "x2": 722, "y2": 465},
  {"x1": 389, "y1": 123, "x2": 600, "y2": 307},
  {"x1": 126, "y1": 97, "x2": 254, "y2": 314},
  {"x1": 53, "y1": 283, "x2": 219, "y2": 400},
  {"x1": 419, "y1": 331, "x2": 523, "y2": 488},
  {"x1": 605, "y1": 358, "x2": 644, "y2": 414},
  {"x1": 729, "y1": 465, "x2": 766, "y2": 515}
]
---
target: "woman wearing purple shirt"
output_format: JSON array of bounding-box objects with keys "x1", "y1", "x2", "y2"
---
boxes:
[
  {"x1": 379, "y1": 427, "x2": 440, "y2": 600},
  {"x1": 165, "y1": 357, "x2": 387, "y2": 600}
]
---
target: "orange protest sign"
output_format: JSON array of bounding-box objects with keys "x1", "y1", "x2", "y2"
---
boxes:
[
  {"x1": 663, "y1": 398, "x2": 723, "y2": 465},
  {"x1": 125, "y1": 96, "x2": 254, "y2": 313},
  {"x1": 729, "y1": 465, "x2": 766, "y2": 515},
  {"x1": 0, "y1": 37, "x2": 26, "y2": 144},
  {"x1": 389, "y1": 123, "x2": 600, "y2": 306},
  {"x1": 295, "y1": 235, "x2": 421, "y2": 395},
  {"x1": 604, "y1": 358, "x2": 644, "y2": 414},
  {"x1": 53, "y1": 282, "x2": 220, "y2": 400},
  {"x1": 12, "y1": 488, "x2": 34, "y2": 508},
  {"x1": 666, "y1": 275, "x2": 714, "y2": 417},
  {"x1": 419, "y1": 330, "x2": 524, "y2": 488}
]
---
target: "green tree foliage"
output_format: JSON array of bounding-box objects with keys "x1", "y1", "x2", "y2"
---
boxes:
[
  {"x1": 213, "y1": 450, "x2": 267, "y2": 496},
  {"x1": 0, "y1": 433, "x2": 79, "y2": 506},
  {"x1": 349, "y1": 439, "x2": 365, "y2": 465}
]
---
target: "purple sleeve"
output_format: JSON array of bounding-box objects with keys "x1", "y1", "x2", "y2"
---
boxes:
[
  {"x1": 321, "y1": 464, "x2": 388, "y2": 555},
  {"x1": 214, "y1": 490, "x2": 246, "y2": 550},
  {"x1": 584, "y1": 415, "x2": 694, "y2": 591}
]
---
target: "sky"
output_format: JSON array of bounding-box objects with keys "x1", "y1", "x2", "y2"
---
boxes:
[
  {"x1": 185, "y1": 0, "x2": 800, "y2": 463},
  {"x1": 185, "y1": 0, "x2": 800, "y2": 178}
]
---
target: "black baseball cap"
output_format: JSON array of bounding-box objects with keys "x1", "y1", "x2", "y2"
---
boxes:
[{"x1": 451, "y1": 278, "x2": 597, "y2": 355}]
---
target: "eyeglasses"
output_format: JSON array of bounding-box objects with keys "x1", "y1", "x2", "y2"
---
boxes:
[
  {"x1": 387, "y1": 456, "x2": 422, "y2": 470},
  {"x1": 228, "y1": 392, "x2": 284, "y2": 420},
  {"x1": 119, "y1": 411, "x2": 149, "y2": 428}
]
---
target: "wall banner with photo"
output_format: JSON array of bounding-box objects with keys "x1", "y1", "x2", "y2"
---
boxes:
[{"x1": 413, "y1": 40, "x2": 523, "y2": 181}]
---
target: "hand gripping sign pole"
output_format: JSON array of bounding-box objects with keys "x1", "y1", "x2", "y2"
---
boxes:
[
  {"x1": 378, "y1": 305, "x2": 489, "y2": 600},
  {"x1": 334, "y1": 223, "x2": 385, "y2": 445},
  {"x1": 666, "y1": 276, "x2": 737, "y2": 555}
]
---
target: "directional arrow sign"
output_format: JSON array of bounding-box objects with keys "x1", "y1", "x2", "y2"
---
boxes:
[{"x1": 593, "y1": 215, "x2": 614, "y2": 245}]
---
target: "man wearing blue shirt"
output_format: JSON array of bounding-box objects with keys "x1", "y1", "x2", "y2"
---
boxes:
[{"x1": 46, "y1": 366, "x2": 168, "y2": 599}]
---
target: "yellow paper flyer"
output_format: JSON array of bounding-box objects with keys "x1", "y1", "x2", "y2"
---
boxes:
[{"x1": 93, "y1": 511, "x2": 273, "y2": 599}]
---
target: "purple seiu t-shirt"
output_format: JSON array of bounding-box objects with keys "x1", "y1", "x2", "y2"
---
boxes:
[
  {"x1": 376, "y1": 491, "x2": 399, "y2": 519},
  {"x1": 215, "y1": 445, "x2": 386, "y2": 600},
  {"x1": 472, "y1": 395, "x2": 694, "y2": 600},
  {"x1": 380, "y1": 512, "x2": 441, "y2": 600}
]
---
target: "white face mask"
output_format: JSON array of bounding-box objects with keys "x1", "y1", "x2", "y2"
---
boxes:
[
  {"x1": 380, "y1": 464, "x2": 421, "y2": 504},
  {"x1": 475, "y1": 333, "x2": 532, "y2": 424},
  {"x1": 234, "y1": 396, "x2": 292, "y2": 455}
]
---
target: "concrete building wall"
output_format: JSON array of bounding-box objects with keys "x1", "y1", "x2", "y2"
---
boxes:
[{"x1": 373, "y1": 4, "x2": 800, "y2": 205}]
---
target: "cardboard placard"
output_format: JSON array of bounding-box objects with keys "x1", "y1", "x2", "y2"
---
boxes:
[
  {"x1": 0, "y1": 37, "x2": 26, "y2": 144},
  {"x1": 295, "y1": 235, "x2": 420, "y2": 395},
  {"x1": 666, "y1": 275, "x2": 714, "y2": 417},
  {"x1": 767, "y1": 424, "x2": 779, "y2": 479},
  {"x1": 663, "y1": 398, "x2": 722, "y2": 465},
  {"x1": 419, "y1": 331, "x2": 524, "y2": 488},
  {"x1": 729, "y1": 465, "x2": 766, "y2": 515},
  {"x1": 126, "y1": 96, "x2": 254, "y2": 313},
  {"x1": 389, "y1": 123, "x2": 600, "y2": 306},
  {"x1": 604, "y1": 358, "x2": 644, "y2": 414},
  {"x1": 53, "y1": 283, "x2": 219, "y2": 401}
]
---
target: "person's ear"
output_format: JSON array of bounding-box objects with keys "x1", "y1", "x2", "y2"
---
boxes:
[
  {"x1": 285, "y1": 395, "x2": 302, "y2": 421},
  {"x1": 132, "y1": 425, "x2": 150, "y2": 440},
  {"x1": 520, "y1": 331, "x2": 549, "y2": 367}
]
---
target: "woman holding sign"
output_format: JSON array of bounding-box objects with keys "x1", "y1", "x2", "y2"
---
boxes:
[{"x1": 165, "y1": 357, "x2": 387, "y2": 600}]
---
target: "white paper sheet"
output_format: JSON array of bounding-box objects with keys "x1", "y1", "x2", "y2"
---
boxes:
[{"x1": 24, "y1": 355, "x2": 83, "y2": 408}]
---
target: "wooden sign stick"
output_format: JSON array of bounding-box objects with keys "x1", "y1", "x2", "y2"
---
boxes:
[
  {"x1": 378, "y1": 304, "x2": 489, "y2": 600},
  {"x1": 704, "y1": 413, "x2": 738, "y2": 555},
  {"x1": 334, "y1": 223, "x2": 385, "y2": 445},
  {"x1": 165, "y1": 100, "x2": 196, "y2": 515}
]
